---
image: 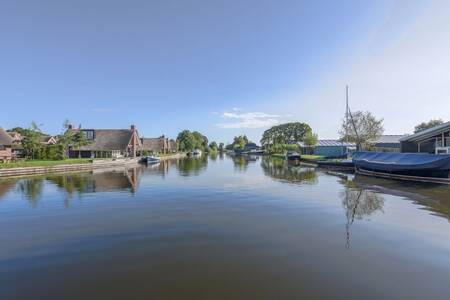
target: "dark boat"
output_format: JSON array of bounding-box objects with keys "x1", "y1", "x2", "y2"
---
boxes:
[
  {"x1": 285, "y1": 151, "x2": 301, "y2": 161},
  {"x1": 317, "y1": 160, "x2": 354, "y2": 171},
  {"x1": 353, "y1": 152, "x2": 450, "y2": 183}
]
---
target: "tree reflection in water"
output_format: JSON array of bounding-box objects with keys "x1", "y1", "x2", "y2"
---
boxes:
[
  {"x1": 176, "y1": 156, "x2": 208, "y2": 176},
  {"x1": 260, "y1": 156, "x2": 317, "y2": 184},
  {"x1": 17, "y1": 178, "x2": 45, "y2": 207},
  {"x1": 340, "y1": 177, "x2": 385, "y2": 249},
  {"x1": 231, "y1": 155, "x2": 259, "y2": 171}
]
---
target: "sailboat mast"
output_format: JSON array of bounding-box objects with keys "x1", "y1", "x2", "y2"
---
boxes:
[{"x1": 346, "y1": 85, "x2": 349, "y2": 145}]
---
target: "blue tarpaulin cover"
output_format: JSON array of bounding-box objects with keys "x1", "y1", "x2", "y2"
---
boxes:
[{"x1": 353, "y1": 152, "x2": 450, "y2": 172}]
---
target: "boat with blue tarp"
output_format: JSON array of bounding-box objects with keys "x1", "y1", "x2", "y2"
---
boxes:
[{"x1": 353, "y1": 152, "x2": 450, "y2": 183}]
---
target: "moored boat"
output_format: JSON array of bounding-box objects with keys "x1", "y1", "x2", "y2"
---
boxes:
[
  {"x1": 285, "y1": 151, "x2": 301, "y2": 160},
  {"x1": 145, "y1": 155, "x2": 160, "y2": 163},
  {"x1": 353, "y1": 152, "x2": 450, "y2": 183}
]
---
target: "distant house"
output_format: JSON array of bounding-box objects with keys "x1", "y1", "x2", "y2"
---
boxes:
[
  {"x1": 141, "y1": 135, "x2": 170, "y2": 154},
  {"x1": 169, "y1": 139, "x2": 177, "y2": 152},
  {"x1": 68, "y1": 124, "x2": 141, "y2": 158},
  {"x1": 0, "y1": 127, "x2": 14, "y2": 162},
  {"x1": 400, "y1": 121, "x2": 450, "y2": 154},
  {"x1": 244, "y1": 143, "x2": 261, "y2": 152},
  {"x1": 7, "y1": 131, "x2": 23, "y2": 142},
  {"x1": 313, "y1": 140, "x2": 356, "y2": 158},
  {"x1": 7, "y1": 131, "x2": 24, "y2": 158},
  {"x1": 372, "y1": 135, "x2": 407, "y2": 152},
  {"x1": 39, "y1": 135, "x2": 58, "y2": 145}
]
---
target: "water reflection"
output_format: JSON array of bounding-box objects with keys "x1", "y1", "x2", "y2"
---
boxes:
[
  {"x1": 0, "y1": 168, "x2": 140, "y2": 207},
  {"x1": 175, "y1": 156, "x2": 208, "y2": 176},
  {"x1": 49, "y1": 168, "x2": 139, "y2": 195},
  {"x1": 339, "y1": 176, "x2": 385, "y2": 249},
  {"x1": 231, "y1": 155, "x2": 260, "y2": 171},
  {"x1": 352, "y1": 175, "x2": 450, "y2": 223},
  {"x1": 260, "y1": 156, "x2": 317, "y2": 184},
  {"x1": 17, "y1": 178, "x2": 45, "y2": 207}
]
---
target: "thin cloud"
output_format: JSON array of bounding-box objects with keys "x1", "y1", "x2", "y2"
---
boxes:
[
  {"x1": 216, "y1": 111, "x2": 281, "y2": 129},
  {"x1": 91, "y1": 108, "x2": 113, "y2": 112}
]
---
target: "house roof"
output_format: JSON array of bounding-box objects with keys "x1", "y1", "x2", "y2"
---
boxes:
[
  {"x1": 169, "y1": 139, "x2": 177, "y2": 150},
  {"x1": 141, "y1": 137, "x2": 167, "y2": 151},
  {"x1": 374, "y1": 135, "x2": 407, "y2": 147},
  {"x1": 400, "y1": 121, "x2": 450, "y2": 142},
  {"x1": 315, "y1": 140, "x2": 356, "y2": 147},
  {"x1": 7, "y1": 131, "x2": 22, "y2": 141},
  {"x1": 71, "y1": 129, "x2": 137, "y2": 151},
  {"x1": 0, "y1": 128, "x2": 13, "y2": 146},
  {"x1": 39, "y1": 135, "x2": 57, "y2": 144}
]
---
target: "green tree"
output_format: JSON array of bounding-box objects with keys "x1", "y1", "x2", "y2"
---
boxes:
[
  {"x1": 414, "y1": 119, "x2": 444, "y2": 133},
  {"x1": 339, "y1": 111, "x2": 384, "y2": 150},
  {"x1": 73, "y1": 131, "x2": 90, "y2": 158},
  {"x1": 57, "y1": 119, "x2": 75, "y2": 159},
  {"x1": 177, "y1": 130, "x2": 196, "y2": 152},
  {"x1": 21, "y1": 122, "x2": 43, "y2": 159},
  {"x1": 218, "y1": 142, "x2": 224, "y2": 152},
  {"x1": 209, "y1": 141, "x2": 218, "y2": 150},
  {"x1": 260, "y1": 122, "x2": 312, "y2": 147},
  {"x1": 303, "y1": 131, "x2": 318, "y2": 148},
  {"x1": 232, "y1": 135, "x2": 248, "y2": 150},
  {"x1": 192, "y1": 131, "x2": 208, "y2": 150},
  {"x1": 177, "y1": 130, "x2": 209, "y2": 152}
]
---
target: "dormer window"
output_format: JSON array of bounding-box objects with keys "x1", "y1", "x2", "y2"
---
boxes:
[{"x1": 83, "y1": 130, "x2": 94, "y2": 140}]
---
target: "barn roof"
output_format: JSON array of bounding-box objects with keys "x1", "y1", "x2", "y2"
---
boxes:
[
  {"x1": 141, "y1": 137, "x2": 166, "y2": 151},
  {"x1": 316, "y1": 140, "x2": 356, "y2": 147},
  {"x1": 0, "y1": 128, "x2": 13, "y2": 146},
  {"x1": 71, "y1": 129, "x2": 137, "y2": 151}
]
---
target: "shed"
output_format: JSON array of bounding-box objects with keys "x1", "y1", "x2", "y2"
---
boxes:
[{"x1": 313, "y1": 140, "x2": 356, "y2": 158}]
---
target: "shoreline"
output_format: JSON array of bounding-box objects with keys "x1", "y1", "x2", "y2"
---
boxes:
[{"x1": 0, "y1": 153, "x2": 185, "y2": 178}]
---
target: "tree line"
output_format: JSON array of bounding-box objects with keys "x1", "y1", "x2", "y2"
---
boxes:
[{"x1": 9, "y1": 120, "x2": 89, "y2": 160}]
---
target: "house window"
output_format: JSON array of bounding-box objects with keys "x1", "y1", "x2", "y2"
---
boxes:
[{"x1": 83, "y1": 130, "x2": 94, "y2": 140}]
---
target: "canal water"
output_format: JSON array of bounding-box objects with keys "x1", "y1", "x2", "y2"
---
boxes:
[{"x1": 1, "y1": 155, "x2": 450, "y2": 300}]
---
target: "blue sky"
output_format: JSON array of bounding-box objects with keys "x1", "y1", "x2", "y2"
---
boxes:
[{"x1": 1, "y1": 0, "x2": 449, "y2": 144}]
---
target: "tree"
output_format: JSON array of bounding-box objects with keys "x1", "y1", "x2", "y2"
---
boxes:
[
  {"x1": 73, "y1": 131, "x2": 90, "y2": 158},
  {"x1": 232, "y1": 135, "x2": 248, "y2": 150},
  {"x1": 339, "y1": 111, "x2": 384, "y2": 150},
  {"x1": 303, "y1": 131, "x2": 318, "y2": 148},
  {"x1": 192, "y1": 131, "x2": 208, "y2": 150},
  {"x1": 21, "y1": 122, "x2": 43, "y2": 159},
  {"x1": 209, "y1": 141, "x2": 218, "y2": 150},
  {"x1": 57, "y1": 119, "x2": 75, "y2": 159},
  {"x1": 414, "y1": 119, "x2": 444, "y2": 133},
  {"x1": 260, "y1": 122, "x2": 312, "y2": 146},
  {"x1": 218, "y1": 143, "x2": 224, "y2": 152},
  {"x1": 176, "y1": 130, "x2": 197, "y2": 152}
]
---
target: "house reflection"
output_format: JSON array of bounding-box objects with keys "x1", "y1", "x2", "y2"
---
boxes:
[
  {"x1": 0, "y1": 178, "x2": 18, "y2": 200},
  {"x1": 141, "y1": 160, "x2": 170, "y2": 178},
  {"x1": 47, "y1": 167, "x2": 139, "y2": 195},
  {"x1": 260, "y1": 157, "x2": 317, "y2": 184}
]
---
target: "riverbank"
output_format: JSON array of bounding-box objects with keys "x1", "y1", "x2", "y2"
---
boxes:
[
  {"x1": 0, "y1": 153, "x2": 186, "y2": 178},
  {"x1": 0, "y1": 159, "x2": 92, "y2": 169},
  {"x1": 0, "y1": 158, "x2": 139, "y2": 178}
]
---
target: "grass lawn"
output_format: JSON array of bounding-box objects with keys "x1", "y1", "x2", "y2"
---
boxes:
[
  {"x1": 0, "y1": 159, "x2": 92, "y2": 169},
  {"x1": 301, "y1": 155, "x2": 325, "y2": 160}
]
